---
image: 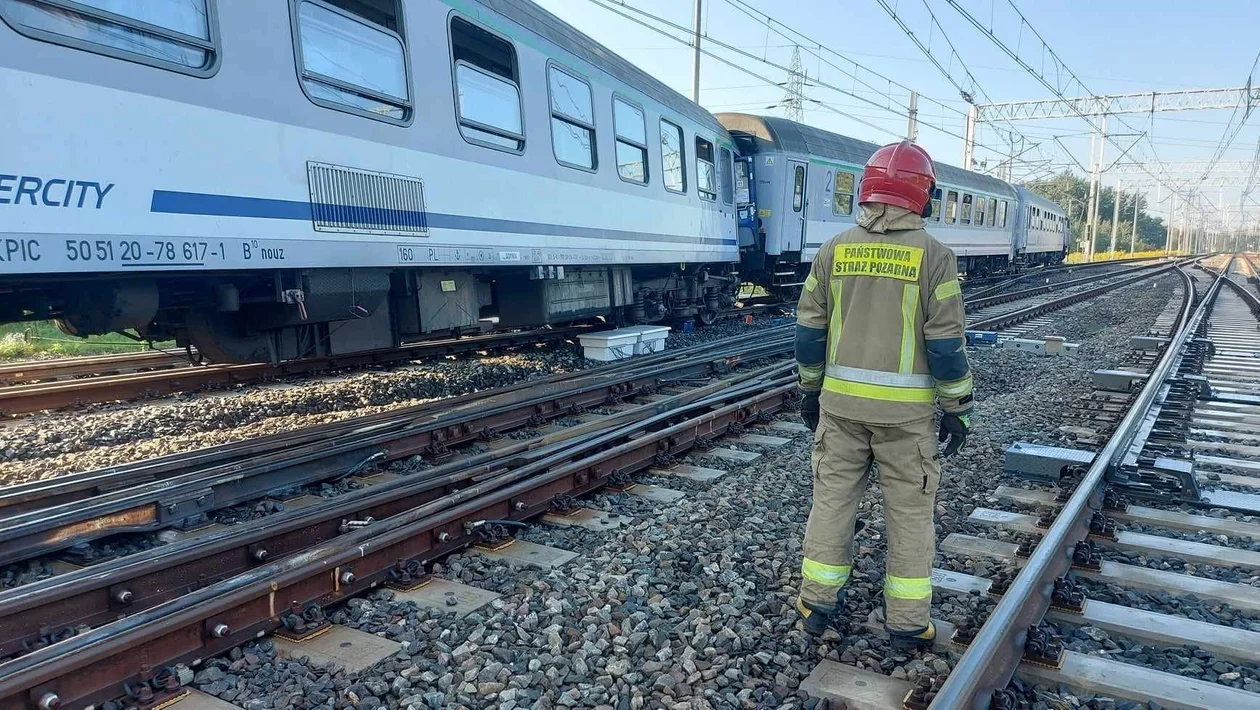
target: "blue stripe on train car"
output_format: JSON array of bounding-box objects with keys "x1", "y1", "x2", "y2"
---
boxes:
[{"x1": 150, "y1": 190, "x2": 737, "y2": 246}]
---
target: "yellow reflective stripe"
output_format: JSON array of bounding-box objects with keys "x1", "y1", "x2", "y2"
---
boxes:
[
  {"x1": 802, "y1": 558, "x2": 851, "y2": 586},
  {"x1": 798, "y1": 363, "x2": 824, "y2": 389},
  {"x1": 828, "y1": 279, "x2": 843, "y2": 363},
  {"x1": 804, "y1": 273, "x2": 818, "y2": 293},
  {"x1": 885, "y1": 575, "x2": 932, "y2": 600},
  {"x1": 823, "y1": 377, "x2": 935, "y2": 403},
  {"x1": 899, "y1": 284, "x2": 919, "y2": 374},
  {"x1": 937, "y1": 375, "x2": 973, "y2": 398},
  {"x1": 934, "y1": 279, "x2": 962, "y2": 300}
]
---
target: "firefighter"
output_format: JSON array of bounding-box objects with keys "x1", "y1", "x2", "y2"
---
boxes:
[{"x1": 793, "y1": 140, "x2": 972, "y2": 650}]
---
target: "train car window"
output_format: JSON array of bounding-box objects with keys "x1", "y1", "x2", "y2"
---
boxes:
[
  {"x1": 987, "y1": 198, "x2": 997, "y2": 227},
  {"x1": 792, "y1": 166, "x2": 805, "y2": 212},
  {"x1": 294, "y1": 1, "x2": 410, "y2": 123},
  {"x1": 0, "y1": 0, "x2": 218, "y2": 75},
  {"x1": 660, "y1": 119, "x2": 686, "y2": 193},
  {"x1": 548, "y1": 64, "x2": 596, "y2": 170},
  {"x1": 997, "y1": 200, "x2": 1008, "y2": 228},
  {"x1": 451, "y1": 16, "x2": 524, "y2": 151},
  {"x1": 960, "y1": 194, "x2": 972, "y2": 224},
  {"x1": 614, "y1": 97, "x2": 648, "y2": 184},
  {"x1": 695, "y1": 138, "x2": 717, "y2": 201},
  {"x1": 974, "y1": 196, "x2": 986, "y2": 227},
  {"x1": 832, "y1": 172, "x2": 855, "y2": 216},
  {"x1": 719, "y1": 148, "x2": 734, "y2": 205},
  {"x1": 930, "y1": 187, "x2": 943, "y2": 222},
  {"x1": 944, "y1": 191, "x2": 958, "y2": 223}
]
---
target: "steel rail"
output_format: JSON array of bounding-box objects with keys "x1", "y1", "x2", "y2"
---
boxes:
[
  {"x1": 0, "y1": 332, "x2": 793, "y2": 566},
  {"x1": 0, "y1": 360, "x2": 796, "y2": 660},
  {"x1": 0, "y1": 373, "x2": 795, "y2": 709},
  {"x1": 930, "y1": 262, "x2": 1215, "y2": 709},
  {"x1": 964, "y1": 260, "x2": 1171, "y2": 313},
  {"x1": 0, "y1": 350, "x2": 191, "y2": 386},
  {"x1": 0, "y1": 326, "x2": 594, "y2": 415},
  {"x1": 963, "y1": 255, "x2": 1170, "y2": 300},
  {"x1": 966, "y1": 263, "x2": 1180, "y2": 332},
  {"x1": 0, "y1": 304, "x2": 791, "y2": 415},
  {"x1": 0, "y1": 325, "x2": 790, "y2": 515},
  {"x1": 1221, "y1": 266, "x2": 1260, "y2": 314}
]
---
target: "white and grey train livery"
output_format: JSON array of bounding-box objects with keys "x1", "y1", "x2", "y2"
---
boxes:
[
  {"x1": 0, "y1": 0, "x2": 1067, "y2": 363},
  {"x1": 0, "y1": 0, "x2": 740, "y2": 362},
  {"x1": 717, "y1": 113, "x2": 1068, "y2": 292}
]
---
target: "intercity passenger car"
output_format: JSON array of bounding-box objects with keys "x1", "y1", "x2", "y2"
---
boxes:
[{"x1": 0, "y1": 0, "x2": 739, "y2": 362}]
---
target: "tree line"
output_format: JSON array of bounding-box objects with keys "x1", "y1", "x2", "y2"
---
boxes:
[{"x1": 1024, "y1": 171, "x2": 1170, "y2": 253}]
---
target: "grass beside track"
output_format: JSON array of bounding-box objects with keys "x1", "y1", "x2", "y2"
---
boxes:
[{"x1": 0, "y1": 322, "x2": 173, "y2": 360}]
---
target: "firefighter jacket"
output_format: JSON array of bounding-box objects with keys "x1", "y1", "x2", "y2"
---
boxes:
[{"x1": 795, "y1": 203, "x2": 973, "y2": 425}]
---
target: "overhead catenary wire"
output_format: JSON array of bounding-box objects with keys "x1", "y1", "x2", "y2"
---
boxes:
[
  {"x1": 585, "y1": 0, "x2": 1019, "y2": 153},
  {"x1": 944, "y1": 0, "x2": 1203, "y2": 218},
  {"x1": 583, "y1": 0, "x2": 902, "y2": 139},
  {"x1": 871, "y1": 0, "x2": 1055, "y2": 179}
]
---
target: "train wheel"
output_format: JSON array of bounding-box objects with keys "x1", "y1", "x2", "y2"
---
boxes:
[{"x1": 697, "y1": 309, "x2": 718, "y2": 326}]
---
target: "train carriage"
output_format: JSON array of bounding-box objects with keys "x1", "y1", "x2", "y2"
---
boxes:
[
  {"x1": 0, "y1": 0, "x2": 740, "y2": 362},
  {"x1": 716, "y1": 113, "x2": 1067, "y2": 293},
  {"x1": 1014, "y1": 186, "x2": 1071, "y2": 266}
]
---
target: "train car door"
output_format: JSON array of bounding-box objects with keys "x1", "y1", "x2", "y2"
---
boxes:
[{"x1": 785, "y1": 160, "x2": 808, "y2": 252}]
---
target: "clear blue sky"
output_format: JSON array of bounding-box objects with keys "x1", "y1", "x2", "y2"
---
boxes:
[{"x1": 535, "y1": 0, "x2": 1260, "y2": 219}]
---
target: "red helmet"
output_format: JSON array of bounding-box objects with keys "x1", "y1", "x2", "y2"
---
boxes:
[{"x1": 858, "y1": 141, "x2": 937, "y2": 215}]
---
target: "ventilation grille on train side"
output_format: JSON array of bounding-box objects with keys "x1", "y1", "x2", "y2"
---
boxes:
[{"x1": 307, "y1": 162, "x2": 429, "y2": 236}]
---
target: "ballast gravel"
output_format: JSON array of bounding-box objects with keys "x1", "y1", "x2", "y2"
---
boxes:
[
  {"x1": 178, "y1": 276, "x2": 1218, "y2": 710},
  {"x1": 0, "y1": 320, "x2": 782, "y2": 486}
]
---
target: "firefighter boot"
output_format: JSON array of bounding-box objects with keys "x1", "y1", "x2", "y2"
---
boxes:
[
  {"x1": 795, "y1": 590, "x2": 846, "y2": 637},
  {"x1": 887, "y1": 621, "x2": 936, "y2": 651}
]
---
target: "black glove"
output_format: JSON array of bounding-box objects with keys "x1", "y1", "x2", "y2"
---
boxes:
[
  {"x1": 800, "y1": 391, "x2": 820, "y2": 431},
  {"x1": 938, "y1": 413, "x2": 970, "y2": 457}
]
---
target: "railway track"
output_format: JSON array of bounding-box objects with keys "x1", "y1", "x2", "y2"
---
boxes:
[
  {"x1": 960, "y1": 255, "x2": 1170, "y2": 300},
  {"x1": 0, "y1": 327, "x2": 594, "y2": 416},
  {"x1": 0, "y1": 327, "x2": 801, "y2": 709},
  {"x1": 0, "y1": 262, "x2": 1168, "y2": 418},
  {"x1": 0, "y1": 258, "x2": 1240, "y2": 710},
  {"x1": 911, "y1": 257, "x2": 1260, "y2": 709},
  {"x1": 0, "y1": 305, "x2": 792, "y2": 417},
  {"x1": 963, "y1": 258, "x2": 1190, "y2": 336}
]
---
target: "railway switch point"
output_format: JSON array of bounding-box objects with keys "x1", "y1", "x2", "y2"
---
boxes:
[
  {"x1": 1005, "y1": 442, "x2": 1096, "y2": 483},
  {"x1": 393, "y1": 578, "x2": 500, "y2": 619},
  {"x1": 273, "y1": 626, "x2": 401, "y2": 675}
]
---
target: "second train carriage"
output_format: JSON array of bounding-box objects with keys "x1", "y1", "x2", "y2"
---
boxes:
[
  {"x1": 716, "y1": 113, "x2": 1067, "y2": 295},
  {"x1": 0, "y1": 0, "x2": 741, "y2": 363}
]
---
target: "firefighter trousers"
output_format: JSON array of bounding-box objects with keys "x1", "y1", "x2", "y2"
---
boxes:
[{"x1": 799, "y1": 411, "x2": 940, "y2": 633}]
